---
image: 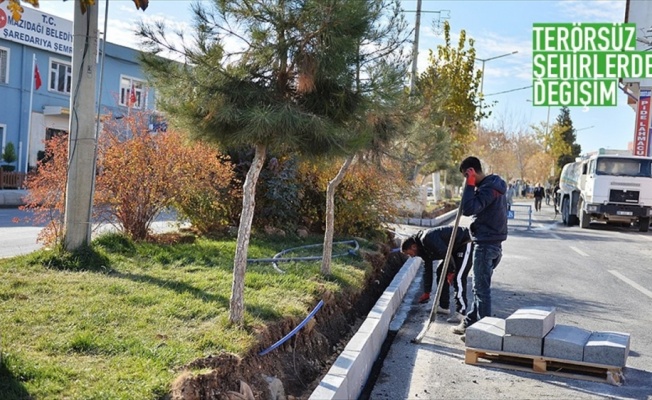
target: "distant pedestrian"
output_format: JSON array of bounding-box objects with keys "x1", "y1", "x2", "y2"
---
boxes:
[
  {"x1": 401, "y1": 226, "x2": 474, "y2": 323},
  {"x1": 553, "y1": 181, "x2": 561, "y2": 215},
  {"x1": 545, "y1": 186, "x2": 552, "y2": 205},
  {"x1": 533, "y1": 183, "x2": 545, "y2": 211},
  {"x1": 452, "y1": 156, "x2": 508, "y2": 339},
  {"x1": 506, "y1": 184, "x2": 515, "y2": 211}
]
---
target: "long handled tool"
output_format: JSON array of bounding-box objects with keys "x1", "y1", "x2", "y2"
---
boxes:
[{"x1": 412, "y1": 180, "x2": 466, "y2": 344}]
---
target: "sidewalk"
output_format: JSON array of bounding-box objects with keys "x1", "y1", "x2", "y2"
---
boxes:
[{"x1": 0, "y1": 189, "x2": 28, "y2": 207}]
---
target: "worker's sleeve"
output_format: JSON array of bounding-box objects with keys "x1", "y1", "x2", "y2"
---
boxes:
[{"x1": 461, "y1": 184, "x2": 496, "y2": 216}]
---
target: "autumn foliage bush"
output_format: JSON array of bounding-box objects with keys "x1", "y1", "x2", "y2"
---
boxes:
[
  {"x1": 22, "y1": 111, "x2": 236, "y2": 244},
  {"x1": 296, "y1": 158, "x2": 410, "y2": 239},
  {"x1": 21, "y1": 134, "x2": 68, "y2": 245}
]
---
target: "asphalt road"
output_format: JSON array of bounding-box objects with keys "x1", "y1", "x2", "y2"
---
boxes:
[
  {"x1": 0, "y1": 207, "x2": 185, "y2": 259},
  {"x1": 371, "y1": 199, "x2": 652, "y2": 399},
  {"x1": 0, "y1": 208, "x2": 43, "y2": 259}
]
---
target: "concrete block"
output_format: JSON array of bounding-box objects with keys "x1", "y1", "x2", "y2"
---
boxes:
[
  {"x1": 341, "y1": 349, "x2": 371, "y2": 399},
  {"x1": 583, "y1": 331, "x2": 631, "y2": 367},
  {"x1": 505, "y1": 306, "x2": 556, "y2": 338},
  {"x1": 503, "y1": 335, "x2": 543, "y2": 356},
  {"x1": 309, "y1": 373, "x2": 346, "y2": 400},
  {"x1": 543, "y1": 324, "x2": 592, "y2": 362},
  {"x1": 465, "y1": 317, "x2": 505, "y2": 351}
]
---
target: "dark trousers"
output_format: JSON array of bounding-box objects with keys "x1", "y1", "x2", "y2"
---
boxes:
[
  {"x1": 534, "y1": 197, "x2": 543, "y2": 211},
  {"x1": 423, "y1": 243, "x2": 474, "y2": 312}
]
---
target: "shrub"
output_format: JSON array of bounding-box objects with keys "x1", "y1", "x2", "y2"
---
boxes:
[
  {"x1": 23, "y1": 111, "x2": 236, "y2": 243},
  {"x1": 2, "y1": 141, "x2": 17, "y2": 164},
  {"x1": 170, "y1": 140, "x2": 239, "y2": 235},
  {"x1": 2, "y1": 141, "x2": 17, "y2": 171},
  {"x1": 22, "y1": 134, "x2": 69, "y2": 246},
  {"x1": 296, "y1": 158, "x2": 410, "y2": 239},
  {"x1": 254, "y1": 156, "x2": 301, "y2": 233}
]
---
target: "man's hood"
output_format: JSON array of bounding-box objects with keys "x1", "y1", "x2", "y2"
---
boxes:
[{"x1": 480, "y1": 174, "x2": 507, "y2": 194}]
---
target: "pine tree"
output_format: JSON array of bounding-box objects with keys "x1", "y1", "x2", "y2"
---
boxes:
[
  {"x1": 555, "y1": 106, "x2": 582, "y2": 169},
  {"x1": 137, "y1": 0, "x2": 405, "y2": 324}
]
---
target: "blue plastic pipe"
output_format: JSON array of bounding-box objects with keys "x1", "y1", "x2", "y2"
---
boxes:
[{"x1": 258, "y1": 300, "x2": 325, "y2": 356}]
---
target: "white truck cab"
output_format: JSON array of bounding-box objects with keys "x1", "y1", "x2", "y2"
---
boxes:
[{"x1": 558, "y1": 151, "x2": 652, "y2": 232}]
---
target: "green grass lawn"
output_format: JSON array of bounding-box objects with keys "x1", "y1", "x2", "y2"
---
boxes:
[{"x1": 0, "y1": 233, "x2": 372, "y2": 399}]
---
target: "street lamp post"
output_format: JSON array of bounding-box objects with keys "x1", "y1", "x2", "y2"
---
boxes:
[
  {"x1": 476, "y1": 51, "x2": 518, "y2": 134},
  {"x1": 477, "y1": 51, "x2": 519, "y2": 98}
]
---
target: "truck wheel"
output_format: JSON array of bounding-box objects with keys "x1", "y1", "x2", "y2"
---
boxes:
[
  {"x1": 639, "y1": 217, "x2": 650, "y2": 232},
  {"x1": 579, "y1": 207, "x2": 590, "y2": 229}
]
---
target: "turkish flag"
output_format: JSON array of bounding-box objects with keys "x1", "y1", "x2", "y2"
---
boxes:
[
  {"x1": 129, "y1": 83, "x2": 137, "y2": 107},
  {"x1": 34, "y1": 64, "x2": 42, "y2": 90},
  {"x1": 0, "y1": 9, "x2": 8, "y2": 29}
]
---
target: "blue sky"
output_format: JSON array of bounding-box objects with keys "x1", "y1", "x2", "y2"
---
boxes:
[{"x1": 37, "y1": 0, "x2": 636, "y2": 153}]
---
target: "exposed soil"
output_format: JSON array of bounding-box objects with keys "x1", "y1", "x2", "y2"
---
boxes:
[{"x1": 168, "y1": 244, "x2": 408, "y2": 400}]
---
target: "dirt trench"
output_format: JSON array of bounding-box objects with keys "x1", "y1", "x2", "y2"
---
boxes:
[{"x1": 169, "y1": 245, "x2": 409, "y2": 400}]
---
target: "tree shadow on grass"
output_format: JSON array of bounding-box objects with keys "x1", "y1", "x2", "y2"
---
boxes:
[
  {"x1": 31, "y1": 234, "x2": 287, "y2": 320},
  {"x1": 107, "y1": 270, "x2": 283, "y2": 320},
  {"x1": 0, "y1": 357, "x2": 31, "y2": 400}
]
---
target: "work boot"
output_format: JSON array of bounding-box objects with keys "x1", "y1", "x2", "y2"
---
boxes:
[
  {"x1": 451, "y1": 321, "x2": 466, "y2": 335},
  {"x1": 447, "y1": 312, "x2": 464, "y2": 324},
  {"x1": 436, "y1": 306, "x2": 450, "y2": 315},
  {"x1": 418, "y1": 292, "x2": 430, "y2": 304}
]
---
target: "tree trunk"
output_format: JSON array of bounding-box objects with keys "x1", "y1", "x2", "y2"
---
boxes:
[
  {"x1": 229, "y1": 143, "x2": 267, "y2": 325},
  {"x1": 321, "y1": 154, "x2": 356, "y2": 275}
]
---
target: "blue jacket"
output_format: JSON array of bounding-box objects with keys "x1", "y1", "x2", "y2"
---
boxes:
[{"x1": 461, "y1": 174, "x2": 508, "y2": 244}]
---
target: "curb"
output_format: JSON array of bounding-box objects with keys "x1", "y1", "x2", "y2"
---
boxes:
[
  {"x1": 309, "y1": 257, "x2": 421, "y2": 400},
  {"x1": 0, "y1": 190, "x2": 27, "y2": 207},
  {"x1": 394, "y1": 208, "x2": 458, "y2": 228},
  {"x1": 309, "y1": 209, "x2": 457, "y2": 399}
]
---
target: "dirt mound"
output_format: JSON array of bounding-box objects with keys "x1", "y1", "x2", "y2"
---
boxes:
[{"x1": 170, "y1": 245, "x2": 407, "y2": 400}]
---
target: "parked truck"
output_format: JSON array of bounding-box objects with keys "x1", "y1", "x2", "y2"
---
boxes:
[{"x1": 558, "y1": 151, "x2": 652, "y2": 232}]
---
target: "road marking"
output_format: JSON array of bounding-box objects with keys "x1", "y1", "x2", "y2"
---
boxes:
[
  {"x1": 550, "y1": 233, "x2": 562, "y2": 240},
  {"x1": 569, "y1": 246, "x2": 589, "y2": 257},
  {"x1": 609, "y1": 270, "x2": 652, "y2": 299}
]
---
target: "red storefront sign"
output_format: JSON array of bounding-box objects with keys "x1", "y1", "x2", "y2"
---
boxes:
[{"x1": 633, "y1": 90, "x2": 651, "y2": 157}]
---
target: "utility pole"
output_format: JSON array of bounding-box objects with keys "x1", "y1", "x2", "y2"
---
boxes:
[
  {"x1": 409, "y1": 0, "x2": 422, "y2": 94},
  {"x1": 64, "y1": 0, "x2": 99, "y2": 250}
]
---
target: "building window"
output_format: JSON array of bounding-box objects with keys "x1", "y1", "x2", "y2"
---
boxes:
[
  {"x1": 119, "y1": 76, "x2": 144, "y2": 109},
  {"x1": 0, "y1": 125, "x2": 6, "y2": 150},
  {"x1": 49, "y1": 59, "x2": 72, "y2": 94},
  {"x1": 0, "y1": 47, "x2": 8, "y2": 84}
]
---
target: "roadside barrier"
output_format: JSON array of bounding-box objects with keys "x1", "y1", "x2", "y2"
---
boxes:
[{"x1": 508, "y1": 204, "x2": 532, "y2": 230}]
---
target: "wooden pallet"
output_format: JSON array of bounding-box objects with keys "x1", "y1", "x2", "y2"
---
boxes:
[{"x1": 465, "y1": 347, "x2": 624, "y2": 386}]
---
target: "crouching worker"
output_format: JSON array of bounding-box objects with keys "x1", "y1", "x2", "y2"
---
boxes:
[{"x1": 401, "y1": 226, "x2": 474, "y2": 323}]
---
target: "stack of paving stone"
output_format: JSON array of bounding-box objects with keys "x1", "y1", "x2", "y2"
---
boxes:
[{"x1": 465, "y1": 306, "x2": 631, "y2": 367}]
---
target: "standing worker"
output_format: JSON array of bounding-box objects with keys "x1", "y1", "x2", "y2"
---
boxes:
[
  {"x1": 401, "y1": 226, "x2": 474, "y2": 323},
  {"x1": 452, "y1": 156, "x2": 508, "y2": 338}
]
